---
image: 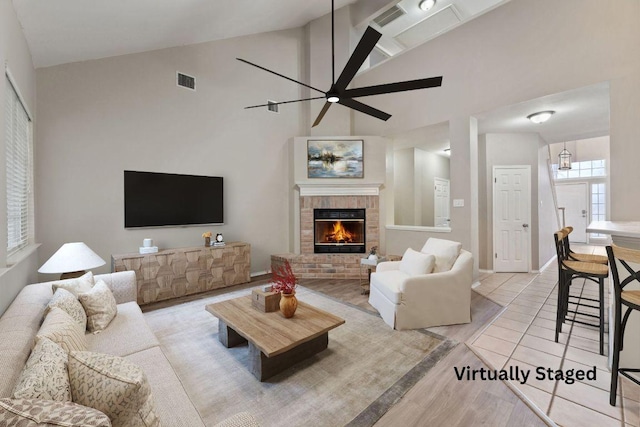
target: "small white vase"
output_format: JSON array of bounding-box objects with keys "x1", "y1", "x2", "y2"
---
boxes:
[{"x1": 368, "y1": 254, "x2": 378, "y2": 261}]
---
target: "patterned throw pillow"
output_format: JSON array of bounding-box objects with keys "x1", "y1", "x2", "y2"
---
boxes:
[
  {"x1": 52, "y1": 271, "x2": 95, "y2": 297},
  {"x1": 0, "y1": 398, "x2": 111, "y2": 426},
  {"x1": 69, "y1": 351, "x2": 160, "y2": 427},
  {"x1": 12, "y1": 337, "x2": 71, "y2": 401},
  {"x1": 78, "y1": 280, "x2": 118, "y2": 333},
  {"x1": 36, "y1": 307, "x2": 87, "y2": 354},
  {"x1": 46, "y1": 288, "x2": 88, "y2": 329}
]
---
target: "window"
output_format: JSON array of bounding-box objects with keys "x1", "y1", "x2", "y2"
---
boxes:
[
  {"x1": 553, "y1": 159, "x2": 606, "y2": 180},
  {"x1": 5, "y1": 75, "x2": 33, "y2": 256},
  {"x1": 591, "y1": 182, "x2": 606, "y2": 238}
]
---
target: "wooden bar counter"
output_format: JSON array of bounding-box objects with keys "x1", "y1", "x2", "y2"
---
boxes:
[{"x1": 586, "y1": 222, "x2": 640, "y2": 372}]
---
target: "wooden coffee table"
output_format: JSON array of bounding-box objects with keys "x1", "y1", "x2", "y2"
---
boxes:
[{"x1": 205, "y1": 295, "x2": 345, "y2": 381}]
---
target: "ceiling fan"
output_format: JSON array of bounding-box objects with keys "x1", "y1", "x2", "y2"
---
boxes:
[{"x1": 238, "y1": 0, "x2": 443, "y2": 127}]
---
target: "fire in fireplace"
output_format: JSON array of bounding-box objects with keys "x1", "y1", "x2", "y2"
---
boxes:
[{"x1": 314, "y1": 209, "x2": 365, "y2": 253}]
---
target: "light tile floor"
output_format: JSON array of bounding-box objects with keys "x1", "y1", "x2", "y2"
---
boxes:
[{"x1": 469, "y1": 245, "x2": 640, "y2": 427}]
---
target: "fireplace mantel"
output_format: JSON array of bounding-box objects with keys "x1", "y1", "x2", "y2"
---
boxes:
[{"x1": 296, "y1": 183, "x2": 382, "y2": 197}]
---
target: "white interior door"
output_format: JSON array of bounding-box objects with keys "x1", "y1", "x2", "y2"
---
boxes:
[
  {"x1": 555, "y1": 183, "x2": 588, "y2": 243},
  {"x1": 493, "y1": 166, "x2": 531, "y2": 272},
  {"x1": 434, "y1": 177, "x2": 450, "y2": 227}
]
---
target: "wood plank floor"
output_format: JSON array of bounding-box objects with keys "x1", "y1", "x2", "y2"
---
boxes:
[{"x1": 143, "y1": 276, "x2": 549, "y2": 427}]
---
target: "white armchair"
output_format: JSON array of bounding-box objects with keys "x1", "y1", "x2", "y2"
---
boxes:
[{"x1": 368, "y1": 238, "x2": 473, "y2": 330}]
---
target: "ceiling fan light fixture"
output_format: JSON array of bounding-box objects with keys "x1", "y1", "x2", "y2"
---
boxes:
[
  {"x1": 527, "y1": 110, "x2": 555, "y2": 124},
  {"x1": 419, "y1": 0, "x2": 436, "y2": 11},
  {"x1": 238, "y1": 2, "x2": 443, "y2": 127}
]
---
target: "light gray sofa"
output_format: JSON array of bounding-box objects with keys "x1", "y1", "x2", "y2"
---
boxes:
[{"x1": 0, "y1": 271, "x2": 257, "y2": 426}]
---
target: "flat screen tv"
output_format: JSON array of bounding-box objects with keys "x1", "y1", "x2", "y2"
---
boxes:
[{"x1": 124, "y1": 171, "x2": 223, "y2": 228}]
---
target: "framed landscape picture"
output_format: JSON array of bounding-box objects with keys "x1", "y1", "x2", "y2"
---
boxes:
[{"x1": 307, "y1": 140, "x2": 364, "y2": 178}]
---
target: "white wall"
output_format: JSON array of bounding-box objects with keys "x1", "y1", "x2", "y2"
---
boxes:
[
  {"x1": 0, "y1": 0, "x2": 40, "y2": 314},
  {"x1": 419, "y1": 150, "x2": 450, "y2": 227},
  {"x1": 393, "y1": 148, "x2": 415, "y2": 226},
  {"x1": 549, "y1": 136, "x2": 610, "y2": 164},
  {"x1": 392, "y1": 148, "x2": 449, "y2": 227},
  {"x1": 35, "y1": 29, "x2": 305, "y2": 277},
  {"x1": 480, "y1": 133, "x2": 540, "y2": 271},
  {"x1": 351, "y1": 0, "x2": 639, "y2": 267},
  {"x1": 537, "y1": 139, "x2": 558, "y2": 270},
  {"x1": 304, "y1": 6, "x2": 353, "y2": 135},
  {"x1": 610, "y1": 72, "x2": 640, "y2": 220},
  {"x1": 385, "y1": 117, "x2": 479, "y2": 279}
]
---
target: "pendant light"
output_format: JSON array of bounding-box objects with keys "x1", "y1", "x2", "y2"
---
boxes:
[{"x1": 558, "y1": 141, "x2": 572, "y2": 170}]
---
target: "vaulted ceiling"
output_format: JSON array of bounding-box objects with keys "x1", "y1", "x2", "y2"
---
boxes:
[
  {"x1": 14, "y1": 0, "x2": 505, "y2": 69},
  {"x1": 12, "y1": 0, "x2": 610, "y2": 144}
]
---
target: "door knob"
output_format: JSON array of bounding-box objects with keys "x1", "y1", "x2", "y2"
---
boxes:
[{"x1": 522, "y1": 224, "x2": 529, "y2": 228}]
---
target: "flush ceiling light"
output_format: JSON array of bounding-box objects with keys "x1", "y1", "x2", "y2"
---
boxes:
[
  {"x1": 527, "y1": 110, "x2": 555, "y2": 124},
  {"x1": 419, "y1": 0, "x2": 436, "y2": 11}
]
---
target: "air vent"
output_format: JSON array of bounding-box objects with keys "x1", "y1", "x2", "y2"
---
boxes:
[
  {"x1": 177, "y1": 72, "x2": 196, "y2": 91},
  {"x1": 267, "y1": 100, "x2": 279, "y2": 113},
  {"x1": 373, "y1": 5, "x2": 406, "y2": 27}
]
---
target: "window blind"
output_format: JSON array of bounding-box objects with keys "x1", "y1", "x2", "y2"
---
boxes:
[{"x1": 5, "y1": 75, "x2": 32, "y2": 256}]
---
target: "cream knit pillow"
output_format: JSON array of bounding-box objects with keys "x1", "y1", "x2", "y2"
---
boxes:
[
  {"x1": 78, "y1": 280, "x2": 117, "y2": 333},
  {"x1": 399, "y1": 248, "x2": 436, "y2": 276},
  {"x1": 51, "y1": 271, "x2": 95, "y2": 297},
  {"x1": 0, "y1": 398, "x2": 111, "y2": 426},
  {"x1": 45, "y1": 288, "x2": 87, "y2": 330},
  {"x1": 36, "y1": 307, "x2": 87, "y2": 354},
  {"x1": 12, "y1": 337, "x2": 71, "y2": 402},
  {"x1": 69, "y1": 351, "x2": 160, "y2": 427}
]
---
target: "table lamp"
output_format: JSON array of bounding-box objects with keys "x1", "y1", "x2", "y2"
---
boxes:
[{"x1": 38, "y1": 242, "x2": 106, "y2": 279}]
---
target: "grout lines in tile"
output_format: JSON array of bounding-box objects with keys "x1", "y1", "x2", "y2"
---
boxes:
[{"x1": 468, "y1": 257, "x2": 640, "y2": 426}]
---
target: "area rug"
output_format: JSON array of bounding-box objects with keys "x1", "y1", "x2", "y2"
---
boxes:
[{"x1": 143, "y1": 287, "x2": 456, "y2": 426}]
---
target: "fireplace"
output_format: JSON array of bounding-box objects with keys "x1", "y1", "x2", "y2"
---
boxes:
[{"x1": 314, "y1": 209, "x2": 365, "y2": 253}]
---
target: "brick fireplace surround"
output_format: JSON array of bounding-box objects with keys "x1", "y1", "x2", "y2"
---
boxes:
[{"x1": 271, "y1": 193, "x2": 380, "y2": 279}]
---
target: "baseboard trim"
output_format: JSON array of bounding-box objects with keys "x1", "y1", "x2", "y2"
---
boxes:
[
  {"x1": 479, "y1": 269, "x2": 494, "y2": 274},
  {"x1": 471, "y1": 281, "x2": 481, "y2": 289},
  {"x1": 251, "y1": 270, "x2": 269, "y2": 278},
  {"x1": 538, "y1": 256, "x2": 556, "y2": 273}
]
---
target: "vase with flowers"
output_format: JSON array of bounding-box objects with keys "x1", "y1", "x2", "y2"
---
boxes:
[
  {"x1": 271, "y1": 260, "x2": 298, "y2": 318},
  {"x1": 202, "y1": 231, "x2": 212, "y2": 247}
]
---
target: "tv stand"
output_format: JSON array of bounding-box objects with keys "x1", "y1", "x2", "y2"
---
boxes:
[{"x1": 112, "y1": 242, "x2": 250, "y2": 305}]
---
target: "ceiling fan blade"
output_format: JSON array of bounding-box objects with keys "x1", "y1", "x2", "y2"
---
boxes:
[
  {"x1": 342, "y1": 76, "x2": 443, "y2": 98},
  {"x1": 312, "y1": 102, "x2": 332, "y2": 127},
  {"x1": 237, "y1": 58, "x2": 326, "y2": 94},
  {"x1": 338, "y1": 98, "x2": 391, "y2": 121},
  {"x1": 244, "y1": 96, "x2": 325, "y2": 109},
  {"x1": 334, "y1": 26, "x2": 382, "y2": 91}
]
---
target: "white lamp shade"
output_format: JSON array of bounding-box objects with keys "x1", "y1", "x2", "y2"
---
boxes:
[{"x1": 38, "y1": 242, "x2": 106, "y2": 274}]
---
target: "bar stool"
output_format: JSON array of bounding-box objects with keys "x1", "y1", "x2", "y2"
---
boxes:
[
  {"x1": 554, "y1": 229, "x2": 608, "y2": 354},
  {"x1": 564, "y1": 226, "x2": 609, "y2": 264},
  {"x1": 606, "y1": 244, "x2": 640, "y2": 406}
]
